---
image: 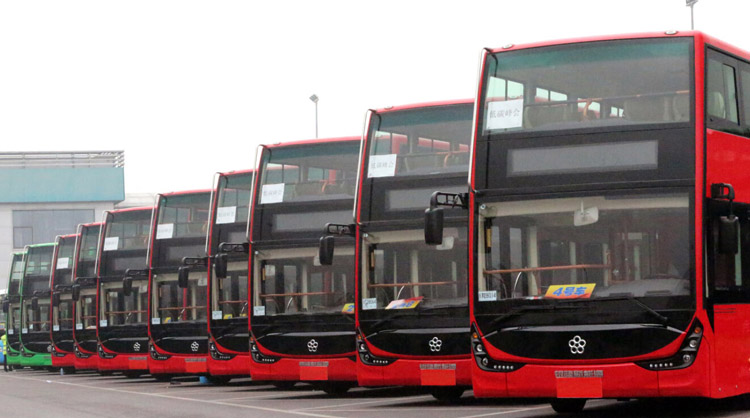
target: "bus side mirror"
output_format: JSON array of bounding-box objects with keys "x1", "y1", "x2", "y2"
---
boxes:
[
  {"x1": 2, "y1": 301, "x2": 8, "y2": 313},
  {"x1": 214, "y1": 254, "x2": 228, "y2": 279},
  {"x1": 319, "y1": 236, "x2": 335, "y2": 266},
  {"x1": 424, "y1": 207, "x2": 445, "y2": 245},
  {"x1": 52, "y1": 292, "x2": 60, "y2": 307},
  {"x1": 177, "y1": 267, "x2": 190, "y2": 289},
  {"x1": 31, "y1": 297, "x2": 39, "y2": 311},
  {"x1": 71, "y1": 284, "x2": 81, "y2": 301},
  {"x1": 123, "y1": 277, "x2": 133, "y2": 296},
  {"x1": 719, "y1": 215, "x2": 739, "y2": 254}
]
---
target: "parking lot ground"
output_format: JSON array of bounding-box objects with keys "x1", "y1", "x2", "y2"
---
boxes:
[{"x1": 1, "y1": 368, "x2": 748, "y2": 418}]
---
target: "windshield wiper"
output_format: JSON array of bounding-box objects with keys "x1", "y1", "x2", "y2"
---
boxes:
[
  {"x1": 490, "y1": 303, "x2": 583, "y2": 327},
  {"x1": 598, "y1": 295, "x2": 669, "y2": 326}
]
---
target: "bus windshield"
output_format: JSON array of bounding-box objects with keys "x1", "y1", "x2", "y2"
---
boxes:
[
  {"x1": 76, "y1": 225, "x2": 101, "y2": 278},
  {"x1": 215, "y1": 172, "x2": 252, "y2": 231},
  {"x1": 482, "y1": 38, "x2": 692, "y2": 134},
  {"x1": 8, "y1": 253, "x2": 24, "y2": 296},
  {"x1": 367, "y1": 103, "x2": 473, "y2": 178},
  {"x1": 53, "y1": 237, "x2": 76, "y2": 287},
  {"x1": 100, "y1": 210, "x2": 151, "y2": 276},
  {"x1": 361, "y1": 228, "x2": 468, "y2": 311},
  {"x1": 259, "y1": 141, "x2": 360, "y2": 204},
  {"x1": 253, "y1": 246, "x2": 355, "y2": 317},
  {"x1": 478, "y1": 193, "x2": 691, "y2": 304}
]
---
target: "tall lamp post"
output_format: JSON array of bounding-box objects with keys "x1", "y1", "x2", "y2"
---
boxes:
[
  {"x1": 686, "y1": 0, "x2": 698, "y2": 30},
  {"x1": 309, "y1": 94, "x2": 319, "y2": 138}
]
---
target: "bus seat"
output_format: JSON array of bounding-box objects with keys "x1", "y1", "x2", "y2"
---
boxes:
[
  {"x1": 707, "y1": 91, "x2": 726, "y2": 119},
  {"x1": 672, "y1": 94, "x2": 690, "y2": 121},
  {"x1": 624, "y1": 97, "x2": 670, "y2": 122}
]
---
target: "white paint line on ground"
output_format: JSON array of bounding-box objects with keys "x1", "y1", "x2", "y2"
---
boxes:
[
  {"x1": 294, "y1": 395, "x2": 434, "y2": 411},
  {"x1": 3, "y1": 373, "x2": 342, "y2": 418}
]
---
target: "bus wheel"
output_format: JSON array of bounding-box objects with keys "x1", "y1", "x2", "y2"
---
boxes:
[
  {"x1": 98, "y1": 371, "x2": 115, "y2": 377},
  {"x1": 272, "y1": 381, "x2": 296, "y2": 390},
  {"x1": 318, "y1": 382, "x2": 354, "y2": 395},
  {"x1": 153, "y1": 374, "x2": 174, "y2": 382},
  {"x1": 61, "y1": 367, "x2": 76, "y2": 375},
  {"x1": 430, "y1": 387, "x2": 465, "y2": 402},
  {"x1": 550, "y1": 399, "x2": 586, "y2": 414},
  {"x1": 46, "y1": 367, "x2": 58, "y2": 373},
  {"x1": 205, "y1": 376, "x2": 232, "y2": 385},
  {"x1": 123, "y1": 371, "x2": 144, "y2": 379}
]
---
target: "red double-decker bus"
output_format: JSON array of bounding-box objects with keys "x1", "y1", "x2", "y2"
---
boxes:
[
  {"x1": 246, "y1": 137, "x2": 360, "y2": 393},
  {"x1": 147, "y1": 190, "x2": 212, "y2": 379},
  {"x1": 353, "y1": 100, "x2": 474, "y2": 401},
  {"x1": 204, "y1": 170, "x2": 253, "y2": 381},
  {"x1": 71, "y1": 222, "x2": 102, "y2": 371},
  {"x1": 96, "y1": 206, "x2": 153, "y2": 377},
  {"x1": 453, "y1": 31, "x2": 750, "y2": 413},
  {"x1": 50, "y1": 233, "x2": 78, "y2": 372}
]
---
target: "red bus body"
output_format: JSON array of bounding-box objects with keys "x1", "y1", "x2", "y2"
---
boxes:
[
  {"x1": 468, "y1": 31, "x2": 750, "y2": 410},
  {"x1": 247, "y1": 137, "x2": 360, "y2": 392},
  {"x1": 205, "y1": 170, "x2": 253, "y2": 378},
  {"x1": 50, "y1": 233, "x2": 78, "y2": 369},
  {"x1": 147, "y1": 190, "x2": 212, "y2": 377},
  {"x1": 95, "y1": 206, "x2": 153, "y2": 375},
  {"x1": 354, "y1": 100, "x2": 474, "y2": 399},
  {"x1": 71, "y1": 222, "x2": 102, "y2": 371}
]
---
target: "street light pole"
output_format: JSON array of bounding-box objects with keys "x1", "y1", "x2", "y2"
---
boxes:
[
  {"x1": 686, "y1": 0, "x2": 698, "y2": 30},
  {"x1": 309, "y1": 94, "x2": 319, "y2": 138}
]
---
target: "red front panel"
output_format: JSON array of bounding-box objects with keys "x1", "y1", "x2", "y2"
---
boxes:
[
  {"x1": 148, "y1": 355, "x2": 208, "y2": 376},
  {"x1": 98, "y1": 355, "x2": 149, "y2": 372},
  {"x1": 74, "y1": 355, "x2": 99, "y2": 371},
  {"x1": 472, "y1": 341, "x2": 711, "y2": 399},
  {"x1": 51, "y1": 354, "x2": 75, "y2": 368},
  {"x1": 249, "y1": 357, "x2": 356, "y2": 382},
  {"x1": 356, "y1": 357, "x2": 471, "y2": 387},
  {"x1": 207, "y1": 354, "x2": 251, "y2": 377}
]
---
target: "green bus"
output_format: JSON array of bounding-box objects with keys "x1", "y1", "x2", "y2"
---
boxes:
[
  {"x1": 18, "y1": 243, "x2": 55, "y2": 368},
  {"x1": 5, "y1": 251, "x2": 26, "y2": 369}
]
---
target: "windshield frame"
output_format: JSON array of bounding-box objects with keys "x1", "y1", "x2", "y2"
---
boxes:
[
  {"x1": 478, "y1": 37, "x2": 695, "y2": 140},
  {"x1": 473, "y1": 188, "x2": 696, "y2": 324}
]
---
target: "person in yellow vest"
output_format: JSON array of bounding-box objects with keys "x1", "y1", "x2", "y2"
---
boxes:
[{"x1": 1, "y1": 329, "x2": 7, "y2": 372}]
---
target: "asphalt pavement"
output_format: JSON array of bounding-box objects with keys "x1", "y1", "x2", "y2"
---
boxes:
[{"x1": 0, "y1": 369, "x2": 747, "y2": 418}]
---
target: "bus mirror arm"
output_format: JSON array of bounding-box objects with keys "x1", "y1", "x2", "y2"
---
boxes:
[
  {"x1": 425, "y1": 192, "x2": 469, "y2": 246},
  {"x1": 711, "y1": 183, "x2": 739, "y2": 254},
  {"x1": 318, "y1": 223, "x2": 356, "y2": 266}
]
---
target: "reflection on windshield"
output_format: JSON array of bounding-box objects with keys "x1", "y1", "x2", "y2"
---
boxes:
[
  {"x1": 24, "y1": 300, "x2": 50, "y2": 332},
  {"x1": 77, "y1": 294, "x2": 97, "y2": 329},
  {"x1": 54, "y1": 299, "x2": 74, "y2": 330},
  {"x1": 253, "y1": 247, "x2": 354, "y2": 317},
  {"x1": 361, "y1": 228, "x2": 468, "y2": 310},
  {"x1": 154, "y1": 272, "x2": 207, "y2": 323},
  {"x1": 479, "y1": 194, "x2": 690, "y2": 301}
]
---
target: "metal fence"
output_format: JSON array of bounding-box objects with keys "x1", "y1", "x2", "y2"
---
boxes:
[{"x1": 0, "y1": 151, "x2": 125, "y2": 169}]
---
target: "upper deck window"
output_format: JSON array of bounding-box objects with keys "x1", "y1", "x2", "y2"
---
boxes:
[
  {"x1": 367, "y1": 104, "x2": 472, "y2": 178},
  {"x1": 259, "y1": 141, "x2": 359, "y2": 204},
  {"x1": 482, "y1": 38, "x2": 692, "y2": 135},
  {"x1": 216, "y1": 173, "x2": 252, "y2": 225},
  {"x1": 156, "y1": 194, "x2": 210, "y2": 239}
]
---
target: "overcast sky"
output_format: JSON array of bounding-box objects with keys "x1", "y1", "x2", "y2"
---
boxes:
[{"x1": 0, "y1": 0, "x2": 747, "y2": 194}]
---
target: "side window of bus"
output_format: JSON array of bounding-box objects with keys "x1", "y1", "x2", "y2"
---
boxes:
[
  {"x1": 709, "y1": 201, "x2": 750, "y2": 302},
  {"x1": 707, "y1": 52, "x2": 741, "y2": 134}
]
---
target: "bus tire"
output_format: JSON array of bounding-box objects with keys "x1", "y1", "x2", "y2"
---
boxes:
[
  {"x1": 550, "y1": 399, "x2": 586, "y2": 414},
  {"x1": 205, "y1": 376, "x2": 232, "y2": 385},
  {"x1": 430, "y1": 387, "x2": 465, "y2": 402},
  {"x1": 153, "y1": 374, "x2": 174, "y2": 382},
  {"x1": 317, "y1": 382, "x2": 354, "y2": 395},
  {"x1": 123, "y1": 371, "x2": 144, "y2": 379}
]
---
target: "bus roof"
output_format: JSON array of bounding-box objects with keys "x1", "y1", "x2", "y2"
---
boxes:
[
  {"x1": 218, "y1": 169, "x2": 254, "y2": 177},
  {"x1": 264, "y1": 136, "x2": 360, "y2": 149},
  {"x1": 486, "y1": 31, "x2": 750, "y2": 61},
  {"x1": 372, "y1": 98, "x2": 473, "y2": 115},
  {"x1": 79, "y1": 221, "x2": 102, "y2": 228},
  {"x1": 56, "y1": 234, "x2": 78, "y2": 240},
  {"x1": 24, "y1": 242, "x2": 55, "y2": 249},
  {"x1": 106, "y1": 206, "x2": 153, "y2": 214},
  {"x1": 158, "y1": 189, "x2": 212, "y2": 197}
]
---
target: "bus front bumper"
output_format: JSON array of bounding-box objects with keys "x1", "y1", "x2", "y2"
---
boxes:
[
  {"x1": 250, "y1": 356, "x2": 356, "y2": 382},
  {"x1": 357, "y1": 356, "x2": 472, "y2": 387}
]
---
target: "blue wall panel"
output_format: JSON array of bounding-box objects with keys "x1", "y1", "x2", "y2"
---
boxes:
[{"x1": 0, "y1": 168, "x2": 124, "y2": 203}]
